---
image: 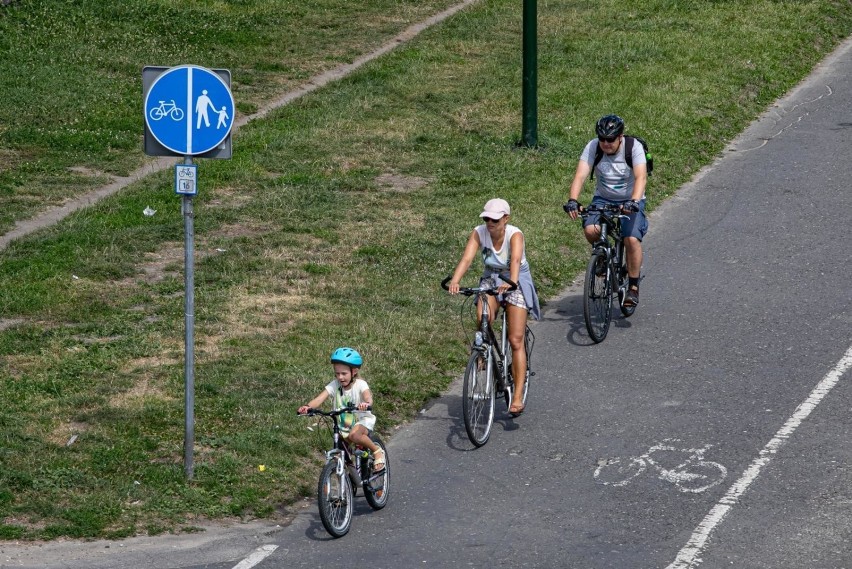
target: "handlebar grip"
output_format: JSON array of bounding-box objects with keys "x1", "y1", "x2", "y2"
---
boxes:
[
  {"x1": 501, "y1": 277, "x2": 519, "y2": 291},
  {"x1": 441, "y1": 275, "x2": 452, "y2": 290}
]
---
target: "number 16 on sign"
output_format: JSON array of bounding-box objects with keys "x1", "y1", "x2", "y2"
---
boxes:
[{"x1": 175, "y1": 164, "x2": 198, "y2": 195}]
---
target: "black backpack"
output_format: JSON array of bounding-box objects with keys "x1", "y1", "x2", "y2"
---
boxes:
[{"x1": 591, "y1": 135, "x2": 654, "y2": 180}]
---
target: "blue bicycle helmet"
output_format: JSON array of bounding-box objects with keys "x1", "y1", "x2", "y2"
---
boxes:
[{"x1": 330, "y1": 347, "x2": 363, "y2": 367}]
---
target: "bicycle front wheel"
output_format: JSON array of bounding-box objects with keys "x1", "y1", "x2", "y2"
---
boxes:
[
  {"x1": 584, "y1": 250, "x2": 613, "y2": 343},
  {"x1": 317, "y1": 460, "x2": 353, "y2": 538},
  {"x1": 617, "y1": 252, "x2": 636, "y2": 318},
  {"x1": 463, "y1": 349, "x2": 495, "y2": 447},
  {"x1": 502, "y1": 339, "x2": 529, "y2": 411},
  {"x1": 363, "y1": 434, "x2": 390, "y2": 510}
]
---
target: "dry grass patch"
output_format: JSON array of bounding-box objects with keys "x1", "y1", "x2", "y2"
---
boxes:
[
  {"x1": 0, "y1": 148, "x2": 24, "y2": 170},
  {"x1": 339, "y1": 207, "x2": 425, "y2": 248},
  {"x1": 3, "y1": 353, "x2": 42, "y2": 380},
  {"x1": 375, "y1": 172, "x2": 430, "y2": 193},
  {"x1": 128, "y1": 244, "x2": 184, "y2": 284},
  {"x1": 108, "y1": 370, "x2": 175, "y2": 410},
  {"x1": 67, "y1": 166, "x2": 106, "y2": 178},
  {"x1": 47, "y1": 420, "x2": 90, "y2": 447},
  {"x1": 214, "y1": 222, "x2": 275, "y2": 240},
  {"x1": 206, "y1": 184, "x2": 254, "y2": 205},
  {"x1": 225, "y1": 291, "x2": 309, "y2": 336},
  {"x1": 0, "y1": 317, "x2": 24, "y2": 331}
]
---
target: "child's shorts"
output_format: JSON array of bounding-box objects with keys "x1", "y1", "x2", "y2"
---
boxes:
[{"x1": 341, "y1": 422, "x2": 372, "y2": 440}]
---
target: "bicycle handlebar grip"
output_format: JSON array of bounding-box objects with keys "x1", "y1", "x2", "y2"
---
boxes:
[
  {"x1": 501, "y1": 277, "x2": 519, "y2": 292},
  {"x1": 440, "y1": 275, "x2": 452, "y2": 290}
]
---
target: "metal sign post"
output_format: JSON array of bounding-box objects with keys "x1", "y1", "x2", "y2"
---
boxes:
[
  {"x1": 181, "y1": 157, "x2": 196, "y2": 480},
  {"x1": 521, "y1": 0, "x2": 538, "y2": 147},
  {"x1": 142, "y1": 64, "x2": 234, "y2": 480}
]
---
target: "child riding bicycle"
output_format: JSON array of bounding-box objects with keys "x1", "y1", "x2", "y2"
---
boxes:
[{"x1": 297, "y1": 347, "x2": 386, "y2": 472}]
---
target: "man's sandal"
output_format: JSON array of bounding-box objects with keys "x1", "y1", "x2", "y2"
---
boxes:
[{"x1": 372, "y1": 449, "x2": 386, "y2": 472}]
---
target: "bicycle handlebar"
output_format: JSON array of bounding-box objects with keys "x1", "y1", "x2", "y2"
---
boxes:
[
  {"x1": 578, "y1": 204, "x2": 629, "y2": 221},
  {"x1": 297, "y1": 404, "x2": 372, "y2": 417},
  {"x1": 440, "y1": 274, "x2": 518, "y2": 295}
]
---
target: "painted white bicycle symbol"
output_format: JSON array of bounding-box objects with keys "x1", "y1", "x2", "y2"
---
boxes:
[
  {"x1": 149, "y1": 99, "x2": 185, "y2": 122},
  {"x1": 594, "y1": 438, "x2": 727, "y2": 493}
]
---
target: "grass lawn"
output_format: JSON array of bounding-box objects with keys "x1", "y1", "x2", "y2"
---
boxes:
[{"x1": 0, "y1": 0, "x2": 850, "y2": 539}]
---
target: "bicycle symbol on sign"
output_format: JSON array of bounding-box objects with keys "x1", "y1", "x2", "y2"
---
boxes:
[
  {"x1": 594, "y1": 438, "x2": 727, "y2": 493},
  {"x1": 177, "y1": 167, "x2": 194, "y2": 178},
  {"x1": 148, "y1": 99, "x2": 185, "y2": 122}
]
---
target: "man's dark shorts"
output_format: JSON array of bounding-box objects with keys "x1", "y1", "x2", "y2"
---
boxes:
[{"x1": 583, "y1": 196, "x2": 648, "y2": 241}]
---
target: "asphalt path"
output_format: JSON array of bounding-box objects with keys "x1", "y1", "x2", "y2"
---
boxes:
[{"x1": 6, "y1": 33, "x2": 852, "y2": 569}]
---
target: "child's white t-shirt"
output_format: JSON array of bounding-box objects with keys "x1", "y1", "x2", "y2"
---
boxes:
[{"x1": 324, "y1": 377, "x2": 377, "y2": 433}]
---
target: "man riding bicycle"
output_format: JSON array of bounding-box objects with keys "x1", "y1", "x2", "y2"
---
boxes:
[{"x1": 563, "y1": 114, "x2": 648, "y2": 307}]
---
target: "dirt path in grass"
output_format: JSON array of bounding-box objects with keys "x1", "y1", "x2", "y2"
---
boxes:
[{"x1": 0, "y1": 0, "x2": 479, "y2": 253}]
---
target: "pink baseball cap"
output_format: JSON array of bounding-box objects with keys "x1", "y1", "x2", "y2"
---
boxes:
[{"x1": 480, "y1": 198, "x2": 510, "y2": 219}]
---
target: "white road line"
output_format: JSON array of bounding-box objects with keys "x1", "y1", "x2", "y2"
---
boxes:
[
  {"x1": 667, "y1": 344, "x2": 852, "y2": 569},
  {"x1": 231, "y1": 544, "x2": 279, "y2": 569}
]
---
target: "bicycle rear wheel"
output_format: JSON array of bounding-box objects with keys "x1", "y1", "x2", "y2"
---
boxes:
[
  {"x1": 462, "y1": 349, "x2": 495, "y2": 447},
  {"x1": 363, "y1": 434, "x2": 390, "y2": 510},
  {"x1": 317, "y1": 460, "x2": 353, "y2": 538},
  {"x1": 584, "y1": 250, "x2": 613, "y2": 343}
]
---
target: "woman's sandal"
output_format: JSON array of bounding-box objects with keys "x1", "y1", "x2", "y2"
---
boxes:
[
  {"x1": 509, "y1": 402, "x2": 525, "y2": 417},
  {"x1": 372, "y1": 449, "x2": 386, "y2": 472}
]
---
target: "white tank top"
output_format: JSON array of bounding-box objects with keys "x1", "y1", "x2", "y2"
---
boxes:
[{"x1": 475, "y1": 224, "x2": 528, "y2": 271}]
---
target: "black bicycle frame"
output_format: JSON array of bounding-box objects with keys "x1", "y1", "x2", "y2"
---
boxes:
[
  {"x1": 441, "y1": 275, "x2": 518, "y2": 386},
  {"x1": 476, "y1": 294, "x2": 510, "y2": 385},
  {"x1": 590, "y1": 206, "x2": 627, "y2": 290},
  {"x1": 305, "y1": 406, "x2": 381, "y2": 488}
]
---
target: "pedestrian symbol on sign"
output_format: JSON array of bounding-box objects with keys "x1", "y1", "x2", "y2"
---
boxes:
[
  {"x1": 195, "y1": 90, "x2": 214, "y2": 129},
  {"x1": 216, "y1": 106, "x2": 229, "y2": 129}
]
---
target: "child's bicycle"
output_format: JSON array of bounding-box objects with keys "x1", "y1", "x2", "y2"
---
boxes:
[{"x1": 297, "y1": 405, "x2": 390, "y2": 538}]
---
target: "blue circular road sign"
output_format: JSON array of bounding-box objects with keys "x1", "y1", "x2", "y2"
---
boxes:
[{"x1": 144, "y1": 65, "x2": 235, "y2": 156}]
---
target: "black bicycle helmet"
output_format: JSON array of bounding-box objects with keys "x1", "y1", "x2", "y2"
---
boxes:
[{"x1": 595, "y1": 114, "x2": 625, "y2": 138}]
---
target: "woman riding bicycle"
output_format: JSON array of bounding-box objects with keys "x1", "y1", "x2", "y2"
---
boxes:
[{"x1": 447, "y1": 198, "x2": 540, "y2": 416}]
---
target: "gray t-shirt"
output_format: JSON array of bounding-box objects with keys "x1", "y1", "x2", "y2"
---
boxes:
[{"x1": 580, "y1": 138, "x2": 647, "y2": 201}]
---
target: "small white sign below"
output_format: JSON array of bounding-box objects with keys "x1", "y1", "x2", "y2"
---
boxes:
[{"x1": 175, "y1": 164, "x2": 198, "y2": 195}]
